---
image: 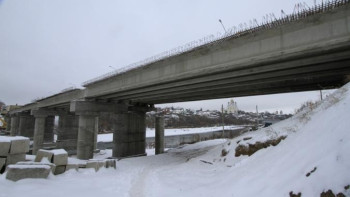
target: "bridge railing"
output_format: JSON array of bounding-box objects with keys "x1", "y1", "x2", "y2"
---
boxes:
[{"x1": 81, "y1": 0, "x2": 349, "y2": 87}]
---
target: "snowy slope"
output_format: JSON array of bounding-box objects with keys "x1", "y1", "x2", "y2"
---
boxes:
[{"x1": 1, "y1": 83, "x2": 350, "y2": 197}]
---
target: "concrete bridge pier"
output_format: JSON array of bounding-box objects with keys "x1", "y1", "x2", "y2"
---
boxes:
[
  {"x1": 70, "y1": 100, "x2": 127, "y2": 160},
  {"x1": 94, "y1": 117, "x2": 99, "y2": 151},
  {"x1": 56, "y1": 114, "x2": 79, "y2": 155},
  {"x1": 31, "y1": 109, "x2": 60, "y2": 154},
  {"x1": 10, "y1": 114, "x2": 19, "y2": 136},
  {"x1": 44, "y1": 116, "x2": 55, "y2": 143},
  {"x1": 32, "y1": 114, "x2": 47, "y2": 154},
  {"x1": 76, "y1": 112, "x2": 98, "y2": 160},
  {"x1": 112, "y1": 107, "x2": 148, "y2": 158},
  {"x1": 155, "y1": 116, "x2": 165, "y2": 155},
  {"x1": 18, "y1": 113, "x2": 35, "y2": 139},
  {"x1": 69, "y1": 101, "x2": 152, "y2": 159}
]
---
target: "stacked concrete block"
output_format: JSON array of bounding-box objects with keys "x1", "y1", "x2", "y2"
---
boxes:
[
  {"x1": 34, "y1": 149, "x2": 68, "y2": 175},
  {"x1": 0, "y1": 136, "x2": 30, "y2": 173},
  {"x1": 6, "y1": 164, "x2": 51, "y2": 182},
  {"x1": 5, "y1": 158, "x2": 57, "y2": 181},
  {"x1": 16, "y1": 159, "x2": 56, "y2": 173},
  {"x1": 86, "y1": 159, "x2": 116, "y2": 172}
]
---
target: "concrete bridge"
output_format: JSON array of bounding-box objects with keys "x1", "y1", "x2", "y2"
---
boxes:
[{"x1": 7, "y1": 1, "x2": 350, "y2": 160}]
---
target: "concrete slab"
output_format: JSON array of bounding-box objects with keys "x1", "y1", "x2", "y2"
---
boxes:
[
  {"x1": 54, "y1": 165, "x2": 66, "y2": 175},
  {"x1": 10, "y1": 138, "x2": 30, "y2": 154},
  {"x1": 16, "y1": 160, "x2": 56, "y2": 173},
  {"x1": 35, "y1": 149, "x2": 68, "y2": 165},
  {"x1": 6, "y1": 154, "x2": 26, "y2": 165},
  {"x1": 0, "y1": 141, "x2": 10, "y2": 156},
  {"x1": 6, "y1": 164, "x2": 51, "y2": 181},
  {"x1": 86, "y1": 160, "x2": 105, "y2": 172},
  {"x1": 34, "y1": 149, "x2": 53, "y2": 163},
  {"x1": 50, "y1": 149, "x2": 68, "y2": 166},
  {"x1": 65, "y1": 164, "x2": 79, "y2": 172}
]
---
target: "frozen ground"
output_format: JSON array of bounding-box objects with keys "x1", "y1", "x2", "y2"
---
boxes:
[{"x1": 1, "y1": 83, "x2": 350, "y2": 196}]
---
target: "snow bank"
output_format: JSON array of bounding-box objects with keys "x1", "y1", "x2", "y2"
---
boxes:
[{"x1": 0, "y1": 136, "x2": 29, "y2": 142}]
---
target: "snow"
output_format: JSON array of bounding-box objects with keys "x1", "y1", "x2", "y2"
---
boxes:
[
  {"x1": 0, "y1": 136, "x2": 29, "y2": 142},
  {"x1": 48, "y1": 149, "x2": 67, "y2": 155},
  {"x1": 1, "y1": 83, "x2": 350, "y2": 196},
  {"x1": 98, "y1": 125, "x2": 243, "y2": 142},
  {"x1": 7, "y1": 165, "x2": 51, "y2": 170}
]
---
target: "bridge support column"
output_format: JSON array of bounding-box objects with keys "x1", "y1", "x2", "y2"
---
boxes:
[
  {"x1": 18, "y1": 113, "x2": 35, "y2": 139},
  {"x1": 32, "y1": 115, "x2": 47, "y2": 154},
  {"x1": 31, "y1": 109, "x2": 62, "y2": 154},
  {"x1": 94, "y1": 117, "x2": 99, "y2": 151},
  {"x1": 76, "y1": 113, "x2": 98, "y2": 160},
  {"x1": 56, "y1": 114, "x2": 79, "y2": 155},
  {"x1": 155, "y1": 116, "x2": 165, "y2": 155},
  {"x1": 112, "y1": 105, "x2": 151, "y2": 158},
  {"x1": 44, "y1": 116, "x2": 55, "y2": 143},
  {"x1": 10, "y1": 114, "x2": 19, "y2": 136},
  {"x1": 70, "y1": 100, "x2": 145, "y2": 159},
  {"x1": 5, "y1": 115, "x2": 11, "y2": 133}
]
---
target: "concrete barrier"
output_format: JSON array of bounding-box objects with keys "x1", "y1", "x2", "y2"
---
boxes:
[
  {"x1": 97, "y1": 128, "x2": 248, "y2": 150},
  {"x1": 35, "y1": 149, "x2": 68, "y2": 175},
  {"x1": 86, "y1": 159, "x2": 116, "y2": 171},
  {"x1": 6, "y1": 164, "x2": 51, "y2": 182}
]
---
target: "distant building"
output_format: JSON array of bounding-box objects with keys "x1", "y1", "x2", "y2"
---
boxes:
[{"x1": 227, "y1": 99, "x2": 238, "y2": 114}]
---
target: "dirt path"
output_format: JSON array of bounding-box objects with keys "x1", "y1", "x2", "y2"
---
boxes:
[{"x1": 129, "y1": 166, "x2": 152, "y2": 197}]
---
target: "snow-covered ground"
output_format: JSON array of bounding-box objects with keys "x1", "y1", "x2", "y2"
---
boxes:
[
  {"x1": 98, "y1": 125, "x2": 242, "y2": 142},
  {"x1": 1, "y1": 83, "x2": 350, "y2": 196}
]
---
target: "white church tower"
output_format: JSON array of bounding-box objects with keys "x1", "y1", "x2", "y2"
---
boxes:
[{"x1": 227, "y1": 99, "x2": 238, "y2": 114}]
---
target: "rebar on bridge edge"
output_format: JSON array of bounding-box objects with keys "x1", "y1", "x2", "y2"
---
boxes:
[{"x1": 82, "y1": 0, "x2": 350, "y2": 87}]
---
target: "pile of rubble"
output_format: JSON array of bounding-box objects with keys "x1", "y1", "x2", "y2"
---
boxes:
[{"x1": 1, "y1": 136, "x2": 117, "y2": 181}]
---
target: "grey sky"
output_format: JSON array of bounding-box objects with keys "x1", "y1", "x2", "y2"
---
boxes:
[{"x1": 0, "y1": 0, "x2": 332, "y2": 114}]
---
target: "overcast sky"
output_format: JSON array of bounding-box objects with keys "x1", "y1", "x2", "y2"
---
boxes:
[{"x1": 0, "y1": 0, "x2": 335, "y2": 114}]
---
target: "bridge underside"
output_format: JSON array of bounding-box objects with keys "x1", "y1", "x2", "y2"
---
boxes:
[{"x1": 94, "y1": 43, "x2": 350, "y2": 104}]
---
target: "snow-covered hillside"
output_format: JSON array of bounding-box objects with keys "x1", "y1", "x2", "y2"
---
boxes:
[{"x1": 1, "y1": 83, "x2": 350, "y2": 197}]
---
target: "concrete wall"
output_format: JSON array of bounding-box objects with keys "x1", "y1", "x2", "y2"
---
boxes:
[{"x1": 97, "y1": 128, "x2": 248, "y2": 150}]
